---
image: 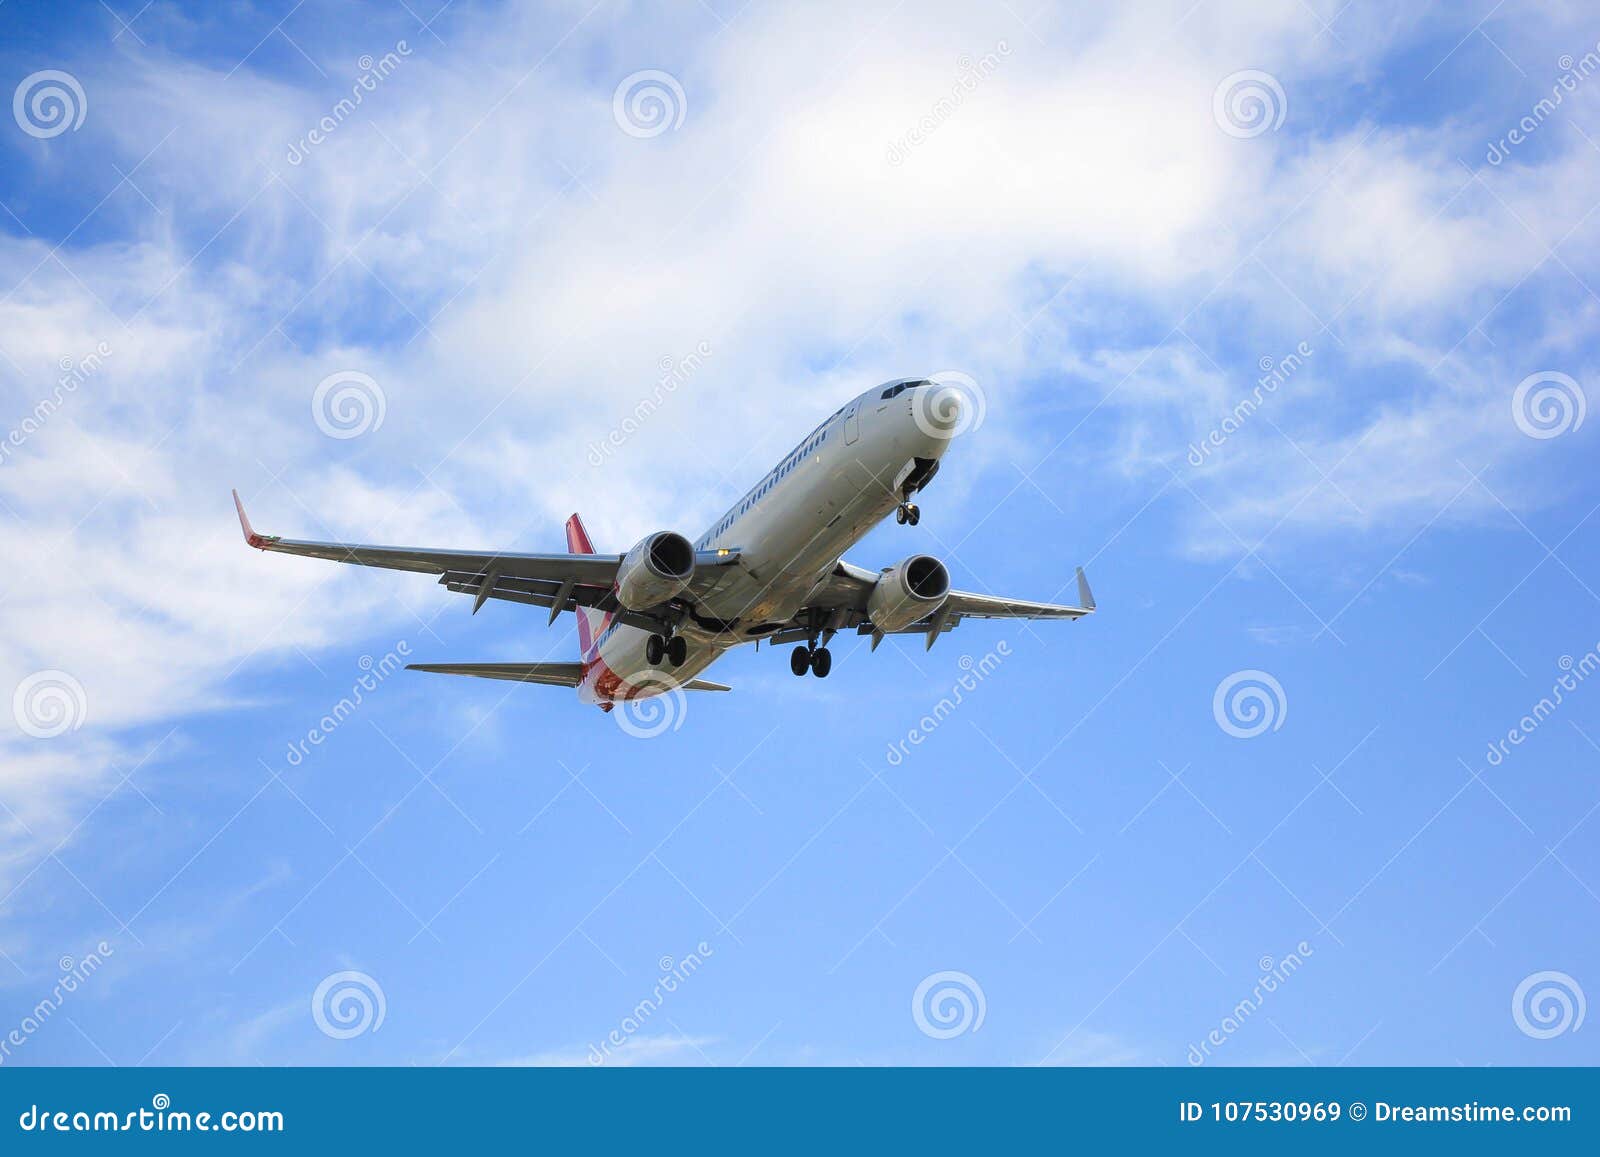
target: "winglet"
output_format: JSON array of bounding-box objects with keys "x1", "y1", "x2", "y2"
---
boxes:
[
  {"x1": 232, "y1": 488, "x2": 273, "y2": 550},
  {"x1": 1076, "y1": 566, "x2": 1096, "y2": 612}
]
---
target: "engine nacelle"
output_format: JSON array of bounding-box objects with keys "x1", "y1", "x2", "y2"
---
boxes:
[
  {"x1": 867, "y1": 554, "x2": 950, "y2": 634},
  {"x1": 616, "y1": 531, "x2": 695, "y2": 611}
]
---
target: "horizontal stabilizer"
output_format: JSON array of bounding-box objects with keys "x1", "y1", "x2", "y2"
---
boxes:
[
  {"x1": 407, "y1": 663, "x2": 732, "y2": 693},
  {"x1": 407, "y1": 662, "x2": 584, "y2": 687}
]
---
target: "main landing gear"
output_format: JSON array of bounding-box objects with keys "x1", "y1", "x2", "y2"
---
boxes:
[
  {"x1": 646, "y1": 633, "x2": 688, "y2": 667},
  {"x1": 790, "y1": 644, "x2": 832, "y2": 678},
  {"x1": 790, "y1": 623, "x2": 835, "y2": 679},
  {"x1": 895, "y1": 502, "x2": 920, "y2": 526}
]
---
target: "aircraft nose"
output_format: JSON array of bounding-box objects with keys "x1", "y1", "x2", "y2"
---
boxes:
[{"x1": 914, "y1": 384, "x2": 964, "y2": 438}]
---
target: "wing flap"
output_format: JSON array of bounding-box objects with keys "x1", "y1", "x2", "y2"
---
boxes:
[{"x1": 438, "y1": 579, "x2": 665, "y2": 633}]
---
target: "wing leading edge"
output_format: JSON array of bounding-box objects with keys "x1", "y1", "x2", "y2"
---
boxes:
[{"x1": 234, "y1": 488, "x2": 620, "y2": 582}]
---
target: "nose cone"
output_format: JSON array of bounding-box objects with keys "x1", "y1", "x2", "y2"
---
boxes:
[
  {"x1": 927, "y1": 386, "x2": 963, "y2": 432},
  {"x1": 911, "y1": 384, "x2": 964, "y2": 443}
]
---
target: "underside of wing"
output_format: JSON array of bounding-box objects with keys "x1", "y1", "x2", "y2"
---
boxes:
[{"x1": 940, "y1": 588, "x2": 1094, "y2": 622}]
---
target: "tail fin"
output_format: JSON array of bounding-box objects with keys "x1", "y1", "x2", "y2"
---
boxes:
[
  {"x1": 566, "y1": 514, "x2": 606, "y2": 664},
  {"x1": 565, "y1": 512, "x2": 595, "y2": 555}
]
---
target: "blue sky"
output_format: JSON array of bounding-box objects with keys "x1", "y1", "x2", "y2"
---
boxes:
[{"x1": 1, "y1": 0, "x2": 1598, "y2": 1067}]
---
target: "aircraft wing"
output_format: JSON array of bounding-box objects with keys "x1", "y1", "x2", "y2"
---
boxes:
[
  {"x1": 781, "y1": 559, "x2": 1095, "y2": 650},
  {"x1": 231, "y1": 490, "x2": 737, "y2": 627},
  {"x1": 940, "y1": 577, "x2": 1095, "y2": 622}
]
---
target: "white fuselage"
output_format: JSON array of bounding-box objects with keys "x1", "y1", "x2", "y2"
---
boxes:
[{"x1": 578, "y1": 381, "x2": 956, "y2": 703}]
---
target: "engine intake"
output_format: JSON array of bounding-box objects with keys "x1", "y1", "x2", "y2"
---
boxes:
[
  {"x1": 616, "y1": 531, "x2": 695, "y2": 611},
  {"x1": 868, "y1": 554, "x2": 950, "y2": 634}
]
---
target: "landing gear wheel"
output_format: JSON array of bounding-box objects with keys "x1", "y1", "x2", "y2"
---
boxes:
[
  {"x1": 810, "y1": 647, "x2": 832, "y2": 678},
  {"x1": 645, "y1": 634, "x2": 665, "y2": 665},
  {"x1": 667, "y1": 635, "x2": 688, "y2": 667},
  {"x1": 895, "y1": 505, "x2": 908, "y2": 525},
  {"x1": 790, "y1": 645, "x2": 811, "y2": 677},
  {"x1": 905, "y1": 503, "x2": 920, "y2": 526}
]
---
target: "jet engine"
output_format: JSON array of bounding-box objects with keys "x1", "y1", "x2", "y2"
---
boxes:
[
  {"x1": 616, "y1": 531, "x2": 695, "y2": 611},
  {"x1": 867, "y1": 554, "x2": 950, "y2": 634}
]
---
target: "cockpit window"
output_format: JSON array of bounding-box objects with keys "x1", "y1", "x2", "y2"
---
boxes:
[{"x1": 880, "y1": 380, "x2": 931, "y2": 400}]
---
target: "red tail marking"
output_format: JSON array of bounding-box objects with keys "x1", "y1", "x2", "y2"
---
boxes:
[
  {"x1": 565, "y1": 513, "x2": 607, "y2": 664},
  {"x1": 565, "y1": 513, "x2": 594, "y2": 554}
]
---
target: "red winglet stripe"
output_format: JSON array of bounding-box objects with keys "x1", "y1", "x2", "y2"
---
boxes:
[{"x1": 232, "y1": 488, "x2": 270, "y2": 550}]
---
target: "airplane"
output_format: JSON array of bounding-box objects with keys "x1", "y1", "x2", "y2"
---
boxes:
[{"x1": 232, "y1": 377, "x2": 1095, "y2": 712}]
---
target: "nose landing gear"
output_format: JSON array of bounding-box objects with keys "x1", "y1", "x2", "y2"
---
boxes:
[{"x1": 895, "y1": 502, "x2": 920, "y2": 526}]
